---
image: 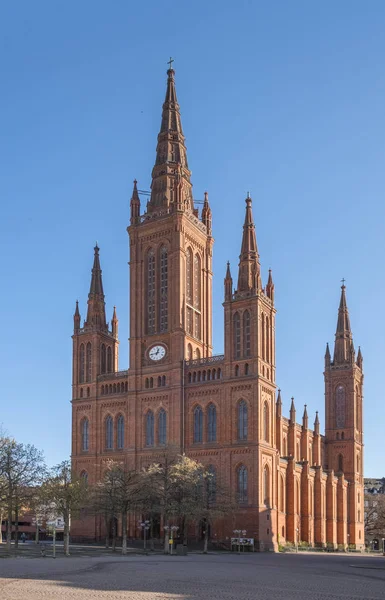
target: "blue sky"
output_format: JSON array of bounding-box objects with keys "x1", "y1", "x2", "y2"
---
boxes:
[{"x1": 0, "y1": 1, "x2": 384, "y2": 476}]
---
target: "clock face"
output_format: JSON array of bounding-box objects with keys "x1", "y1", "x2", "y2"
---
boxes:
[{"x1": 149, "y1": 345, "x2": 166, "y2": 361}]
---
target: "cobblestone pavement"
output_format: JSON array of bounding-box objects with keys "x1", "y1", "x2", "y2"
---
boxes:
[{"x1": 0, "y1": 552, "x2": 384, "y2": 599}]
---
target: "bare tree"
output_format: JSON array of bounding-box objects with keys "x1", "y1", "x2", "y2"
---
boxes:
[{"x1": 364, "y1": 493, "x2": 385, "y2": 542}]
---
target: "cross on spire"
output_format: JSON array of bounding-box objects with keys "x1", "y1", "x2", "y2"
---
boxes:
[
  {"x1": 341, "y1": 277, "x2": 346, "y2": 287},
  {"x1": 167, "y1": 57, "x2": 174, "y2": 70}
]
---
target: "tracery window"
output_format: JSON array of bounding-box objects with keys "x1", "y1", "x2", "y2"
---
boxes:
[
  {"x1": 207, "y1": 403, "x2": 217, "y2": 442},
  {"x1": 81, "y1": 418, "x2": 89, "y2": 451},
  {"x1": 147, "y1": 249, "x2": 156, "y2": 334},
  {"x1": 86, "y1": 342, "x2": 92, "y2": 382},
  {"x1": 107, "y1": 346, "x2": 112, "y2": 373},
  {"x1": 237, "y1": 465, "x2": 248, "y2": 504},
  {"x1": 194, "y1": 406, "x2": 203, "y2": 443},
  {"x1": 238, "y1": 400, "x2": 248, "y2": 441},
  {"x1": 243, "y1": 310, "x2": 251, "y2": 358},
  {"x1": 146, "y1": 411, "x2": 154, "y2": 447},
  {"x1": 233, "y1": 312, "x2": 241, "y2": 359},
  {"x1": 338, "y1": 453, "x2": 344, "y2": 472},
  {"x1": 194, "y1": 254, "x2": 201, "y2": 309},
  {"x1": 266, "y1": 316, "x2": 270, "y2": 363},
  {"x1": 158, "y1": 409, "x2": 167, "y2": 445},
  {"x1": 105, "y1": 416, "x2": 113, "y2": 450},
  {"x1": 79, "y1": 344, "x2": 85, "y2": 383},
  {"x1": 261, "y1": 313, "x2": 265, "y2": 360},
  {"x1": 159, "y1": 246, "x2": 168, "y2": 332},
  {"x1": 186, "y1": 248, "x2": 193, "y2": 305},
  {"x1": 335, "y1": 385, "x2": 346, "y2": 428},
  {"x1": 263, "y1": 402, "x2": 269, "y2": 443},
  {"x1": 264, "y1": 465, "x2": 270, "y2": 506},
  {"x1": 117, "y1": 415, "x2": 124, "y2": 449},
  {"x1": 101, "y1": 344, "x2": 106, "y2": 374}
]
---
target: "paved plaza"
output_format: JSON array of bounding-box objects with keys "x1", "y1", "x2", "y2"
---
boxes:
[{"x1": 0, "y1": 551, "x2": 385, "y2": 599}]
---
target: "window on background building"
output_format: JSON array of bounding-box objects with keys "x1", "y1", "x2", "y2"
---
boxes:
[
  {"x1": 105, "y1": 416, "x2": 113, "y2": 450},
  {"x1": 194, "y1": 406, "x2": 203, "y2": 443},
  {"x1": 243, "y1": 310, "x2": 251, "y2": 358},
  {"x1": 146, "y1": 411, "x2": 154, "y2": 447},
  {"x1": 158, "y1": 409, "x2": 167, "y2": 445},
  {"x1": 237, "y1": 465, "x2": 248, "y2": 504},
  {"x1": 233, "y1": 313, "x2": 241, "y2": 359},
  {"x1": 117, "y1": 415, "x2": 124, "y2": 449},
  {"x1": 86, "y1": 342, "x2": 92, "y2": 382},
  {"x1": 159, "y1": 246, "x2": 168, "y2": 332},
  {"x1": 207, "y1": 403, "x2": 217, "y2": 442},
  {"x1": 238, "y1": 400, "x2": 248, "y2": 441},
  {"x1": 81, "y1": 418, "x2": 89, "y2": 451},
  {"x1": 147, "y1": 249, "x2": 156, "y2": 334}
]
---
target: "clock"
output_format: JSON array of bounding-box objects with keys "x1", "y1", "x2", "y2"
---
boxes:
[{"x1": 149, "y1": 344, "x2": 166, "y2": 361}]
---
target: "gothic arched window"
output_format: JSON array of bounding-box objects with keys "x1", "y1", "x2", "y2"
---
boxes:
[
  {"x1": 117, "y1": 415, "x2": 124, "y2": 449},
  {"x1": 101, "y1": 344, "x2": 106, "y2": 374},
  {"x1": 194, "y1": 406, "x2": 203, "y2": 443},
  {"x1": 261, "y1": 313, "x2": 265, "y2": 361},
  {"x1": 146, "y1": 411, "x2": 154, "y2": 447},
  {"x1": 233, "y1": 312, "x2": 241, "y2": 359},
  {"x1": 194, "y1": 254, "x2": 201, "y2": 309},
  {"x1": 186, "y1": 247, "x2": 193, "y2": 305},
  {"x1": 105, "y1": 416, "x2": 113, "y2": 450},
  {"x1": 264, "y1": 465, "x2": 270, "y2": 506},
  {"x1": 335, "y1": 385, "x2": 346, "y2": 428},
  {"x1": 79, "y1": 344, "x2": 85, "y2": 383},
  {"x1": 86, "y1": 342, "x2": 92, "y2": 382},
  {"x1": 238, "y1": 400, "x2": 248, "y2": 441},
  {"x1": 337, "y1": 454, "x2": 343, "y2": 472},
  {"x1": 158, "y1": 408, "x2": 167, "y2": 445},
  {"x1": 207, "y1": 403, "x2": 217, "y2": 442},
  {"x1": 266, "y1": 316, "x2": 270, "y2": 363},
  {"x1": 146, "y1": 249, "x2": 156, "y2": 334},
  {"x1": 263, "y1": 402, "x2": 269, "y2": 443},
  {"x1": 106, "y1": 346, "x2": 112, "y2": 373},
  {"x1": 159, "y1": 246, "x2": 168, "y2": 332},
  {"x1": 237, "y1": 465, "x2": 248, "y2": 504},
  {"x1": 280, "y1": 475, "x2": 285, "y2": 512},
  {"x1": 355, "y1": 385, "x2": 360, "y2": 430},
  {"x1": 80, "y1": 471, "x2": 88, "y2": 485},
  {"x1": 81, "y1": 418, "x2": 89, "y2": 451},
  {"x1": 243, "y1": 310, "x2": 251, "y2": 358}
]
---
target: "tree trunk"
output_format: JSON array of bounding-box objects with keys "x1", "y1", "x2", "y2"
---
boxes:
[
  {"x1": 182, "y1": 517, "x2": 188, "y2": 545},
  {"x1": 6, "y1": 502, "x2": 12, "y2": 552},
  {"x1": 112, "y1": 520, "x2": 116, "y2": 552},
  {"x1": 35, "y1": 522, "x2": 39, "y2": 544},
  {"x1": 164, "y1": 528, "x2": 169, "y2": 554},
  {"x1": 150, "y1": 518, "x2": 155, "y2": 551},
  {"x1": 203, "y1": 524, "x2": 209, "y2": 554},
  {"x1": 104, "y1": 515, "x2": 109, "y2": 549},
  {"x1": 121, "y1": 512, "x2": 127, "y2": 555},
  {"x1": 0, "y1": 508, "x2": 3, "y2": 544},
  {"x1": 14, "y1": 505, "x2": 19, "y2": 550},
  {"x1": 63, "y1": 513, "x2": 70, "y2": 556}
]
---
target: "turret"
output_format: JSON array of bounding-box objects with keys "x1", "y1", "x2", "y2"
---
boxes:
[
  {"x1": 290, "y1": 397, "x2": 296, "y2": 424},
  {"x1": 266, "y1": 269, "x2": 275, "y2": 303},
  {"x1": 112, "y1": 306, "x2": 118, "y2": 339},
  {"x1": 235, "y1": 194, "x2": 262, "y2": 297},
  {"x1": 356, "y1": 346, "x2": 363, "y2": 370},
  {"x1": 333, "y1": 283, "x2": 354, "y2": 365},
  {"x1": 325, "y1": 342, "x2": 331, "y2": 367},
  {"x1": 74, "y1": 300, "x2": 80, "y2": 334},
  {"x1": 276, "y1": 388, "x2": 282, "y2": 418},
  {"x1": 130, "y1": 180, "x2": 141, "y2": 225},
  {"x1": 302, "y1": 404, "x2": 308, "y2": 430},
  {"x1": 201, "y1": 191, "x2": 212, "y2": 235},
  {"x1": 84, "y1": 245, "x2": 108, "y2": 332},
  {"x1": 224, "y1": 262, "x2": 233, "y2": 302}
]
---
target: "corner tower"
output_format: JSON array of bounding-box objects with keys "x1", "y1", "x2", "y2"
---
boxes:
[{"x1": 324, "y1": 283, "x2": 364, "y2": 548}]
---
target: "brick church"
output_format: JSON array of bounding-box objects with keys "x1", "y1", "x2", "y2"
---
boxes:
[{"x1": 71, "y1": 66, "x2": 364, "y2": 551}]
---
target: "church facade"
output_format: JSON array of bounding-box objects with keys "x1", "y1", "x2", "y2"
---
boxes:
[{"x1": 71, "y1": 67, "x2": 364, "y2": 551}]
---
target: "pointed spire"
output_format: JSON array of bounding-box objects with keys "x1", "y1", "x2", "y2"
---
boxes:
[
  {"x1": 290, "y1": 397, "x2": 296, "y2": 423},
  {"x1": 314, "y1": 411, "x2": 320, "y2": 435},
  {"x1": 148, "y1": 64, "x2": 193, "y2": 214},
  {"x1": 73, "y1": 300, "x2": 81, "y2": 333},
  {"x1": 266, "y1": 269, "x2": 275, "y2": 302},
  {"x1": 201, "y1": 191, "x2": 212, "y2": 235},
  {"x1": 112, "y1": 306, "x2": 118, "y2": 339},
  {"x1": 236, "y1": 194, "x2": 262, "y2": 296},
  {"x1": 85, "y1": 245, "x2": 107, "y2": 331},
  {"x1": 130, "y1": 179, "x2": 141, "y2": 225},
  {"x1": 356, "y1": 346, "x2": 363, "y2": 369},
  {"x1": 325, "y1": 342, "x2": 331, "y2": 367},
  {"x1": 224, "y1": 261, "x2": 233, "y2": 302},
  {"x1": 333, "y1": 282, "x2": 354, "y2": 365},
  {"x1": 302, "y1": 404, "x2": 308, "y2": 429},
  {"x1": 276, "y1": 389, "x2": 282, "y2": 417}
]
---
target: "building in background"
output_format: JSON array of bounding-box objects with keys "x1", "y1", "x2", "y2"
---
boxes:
[{"x1": 70, "y1": 67, "x2": 365, "y2": 550}]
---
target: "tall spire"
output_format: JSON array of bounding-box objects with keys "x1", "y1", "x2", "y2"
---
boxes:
[
  {"x1": 111, "y1": 306, "x2": 118, "y2": 339},
  {"x1": 236, "y1": 194, "x2": 262, "y2": 296},
  {"x1": 85, "y1": 245, "x2": 107, "y2": 331},
  {"x1": 148, "y1": 64, "x2": 193, "y2": 214},
  {"x1": 130, "y1": 180, "x2": 141, "y2": 225},
  {"x1": 73, "y1": 300, "x2": 80, "y2": 333},
  {"x1": 224, "y1": 261, "x2": 233, "y2": 302},
  {"x1": 333, "y1": 283, "x2": 354, "y2": 365}
]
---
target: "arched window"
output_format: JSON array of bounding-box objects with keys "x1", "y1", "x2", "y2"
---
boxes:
[
  {"x1": 243, "y1": 310, "x2": 251, "y2": 358},
  {"x1": 355, "y1": 385, "x2": 360, "y2": 430},
  {"x1": 125, "y1": 382, "x2": 128, "y2": 392},
  {"x1": 337, "y1": 454, "x2": 343, "y2": 472},
  {"x1": 79, "y1": 344, "x2": 85, "y2": 383},
  {"x1": 158, "y1": 409, "x2": 167, "y2": 445},
  {"x1": 357, "y1": 453, "x2": 360, "y2": 473},
  {"x1": 86, "y1": 342, "x2": 92, "y2": 382},
  {"x1": 80, "y1": 388, "x2": 83, "y2": 398},
  {"x1": 146, "y1": 411, "x2": 154, "y2": 447},
  {"x1": 280, "y1": 475, "x2": 285, "y2": 512},
  {"x1": 244, "y1": 363, "x2": 249, "y2": 375},
  {"x1": 233, "y1": 313, "x2": 241, "y2": 359},
  {"x1": 207, "y1": 404, "x2": 217, "y2": 442},
  {"x1": 80, "y1": 471, "x2": 88, "y2": 485},
  {"x1": 266, "y1": 316, "x2": 270, "y2": 363},
  {"x1": 335, "y1": 385, "x2": 346, "y2": 428},
  {"x1": 263, "y1": 402, "x2": 269, "y2": 443},
  {"x1": 187, "y1": 343, "x2": 193, "y2": 361},
  {"x1": 117, "y1": 383, "x2": 120, "y2": 393},
  {"x1": 105, "y1": 416, "x2": 113, "y2": 450},
  {"x1": 261, "y1": 313, "x2": 265, "y2": 360},
  {"x1": 162, "y1": 375, "x2": 166, "y2": 386},
  {"x1": 117, "y1": 415, "x2": 124, "y2": 449},
  {"x1": 107, "y1": 346, "x2": 112, "y2": 373},
  {"x1": 158, "y1": 376, "x2": 162, "y2": 387},
  {"x1": 186, "y1": 248, "x2": 193, "y2": 305},
  {"x1": 188, "y1": 373, "x2": 192, "y2": 384},
  {"x1": 159, "y1": 246, "x2": 168, "y2": 332},
  {"x1": 194, "y1": 406, "x2": 203, "y2": 443},
  {"x1": 207, "y1": 369, "x2": 211, "y2": 380},
  {"x1": 264, "y1": 465, "x2": 270, "y2": 506},
  {"x1": 195, "y1": 348, "x2": 201, "y2": 360},
  {"x1": 149, "y1": 377, "x2": 153, "y2": 388},
  {"x1": 238, "y1": 400, "x2": 248, "y2": 441},
  {"x1": 147, "y1": 249, "x2": 156, "y2": 334},
  {"x1": 341, "y1": 432, "x2": 344, "y2": 440},
  {"x1": 101, "y1": 385, "x2": 104, "y2": 396},
  {"x1": 194, "y1": 254, "x2": 201, "y2": 309},
  {"x1": 237, "y1": 465, "x2": 248, "y2": 504},
  {"x1": 336, "y1": 432, "x2": 340, "y2": 440},
  {"x1": 212, "y1": 368, "x2": 216, "y2": 380},
  {"x1": 235, "y1": 365, "x2": 239, "y2": 377},
  {"x1": 145, "y1": 378, "x2": 149, "y2": 389},
  {"x1": 207, "y1": 465, "x2": 216, "y2": 504},
  {"x1": 81, "y1": 418, "x2": 89, "y2": 451},
  {"x1": 217, "y1": 368, "x2": 221, "y2": 379},
  {"x1": 283, "y1": 435, "x2": 288, "y2": 456},
  {"x1": 87, "y1": 387, "x2": 90, "y2": 397},
  {"x1": 101, "y1": 344, "x2": 106, "y2": 374},
  {"x1": 113, "y1": 383, "x2": 116, "y2": 394}
]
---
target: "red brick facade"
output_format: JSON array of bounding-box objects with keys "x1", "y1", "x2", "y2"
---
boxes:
[{"x1": 71, "y1": 67, "x2": 364, "y2": 551}]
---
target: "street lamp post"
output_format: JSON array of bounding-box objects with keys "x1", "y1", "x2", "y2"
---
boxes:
[
  {"x1": 164, "y1": 525, "x2": 179, "y2": 555},
  {"x1": 347, "y1": 533, "x2": 350, "y2": 553},
  {"x1": 138, "y1": 520, "x2": 150, "y2": 552},
  {"x1": 233, "y1": 529, "x2": 241, "y2": 554},
  {"x1": 296, "y1": 528, "x2": 299, "y2": 553}
]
